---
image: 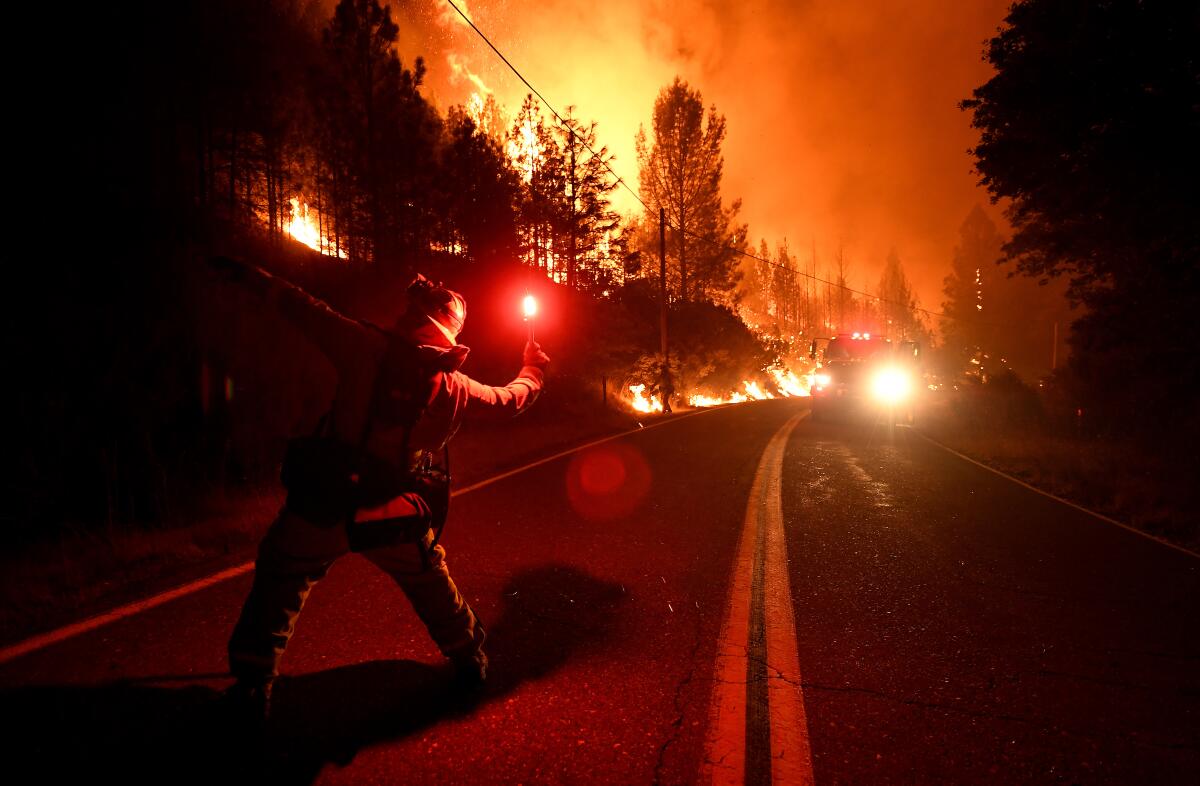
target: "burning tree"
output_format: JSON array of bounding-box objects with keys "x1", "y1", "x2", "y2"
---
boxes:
[
  {"x1": 507, "y1": 96, "x2": 627, "y2": 294},
  {"x1": 942, "y1": 206, "x2": 1068, "y2": 381},
  {"x1": 509, "y1": 95, "x2": 566, "y2": 277},
  {"x1": 941, "y1": 206, "x2": 1001, "y2": 376},
  {"x1": 554, "y1": 109, "x2": 625, "y2": 296}
]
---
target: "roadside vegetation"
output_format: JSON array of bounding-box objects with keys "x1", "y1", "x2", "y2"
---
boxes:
[
  {"x1": 930, "y1": 1, "x2": 1199, "y2": 550},
  {"x1": 917, "y1": 373, "x2": 1199, "y2": 551}
]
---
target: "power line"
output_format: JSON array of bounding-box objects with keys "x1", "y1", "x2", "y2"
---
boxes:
[
  {"x1": 444, "y1": 0, "x2": 640, "y2": 199},
  {"x1": 444, "y1": 0, "x2": 1007, "y2": 332}
]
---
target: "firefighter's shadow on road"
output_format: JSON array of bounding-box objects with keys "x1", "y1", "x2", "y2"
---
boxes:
[{"x1": 0, "y1": 564, "x2": 627, "y2": 785}]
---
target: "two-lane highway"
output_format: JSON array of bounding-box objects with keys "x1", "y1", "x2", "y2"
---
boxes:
[{"x1": 1, "y1": 399, "x2": 1196, "y2": 784}]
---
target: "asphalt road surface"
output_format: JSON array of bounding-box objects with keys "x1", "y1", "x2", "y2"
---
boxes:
[{"x1": 2, "y1": 400, "x2": 1196, "y2": 784}]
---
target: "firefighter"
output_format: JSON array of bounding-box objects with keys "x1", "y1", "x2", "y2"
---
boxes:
[{"x1": 209, "y1": 257, "x2": 548, "y2": 722}]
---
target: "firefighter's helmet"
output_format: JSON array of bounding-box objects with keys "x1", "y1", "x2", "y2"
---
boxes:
[{"x1": 404, "y1": 275, "x2": 466, "y2": 346}]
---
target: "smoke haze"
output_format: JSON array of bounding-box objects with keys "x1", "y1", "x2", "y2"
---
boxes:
[{"x1": 391, "y1": 0, "x2": 1013, "y2": 309}]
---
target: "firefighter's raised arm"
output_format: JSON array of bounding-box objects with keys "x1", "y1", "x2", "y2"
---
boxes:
[{"x1": 457, "y1": 341, "x2": 549, "y2": 418}]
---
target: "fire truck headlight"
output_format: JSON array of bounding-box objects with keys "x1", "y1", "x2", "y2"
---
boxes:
[
  {"x1": 814, "y1": 372, "x2": 832, "y2": 389},
  {"x1": 871, "y1": 367, "x2": 911, "y2": 406}
]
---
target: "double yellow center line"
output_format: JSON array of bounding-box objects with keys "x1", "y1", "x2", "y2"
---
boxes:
[{"x1": 704, "y1": 412, "x2": 815, "y2": 785}]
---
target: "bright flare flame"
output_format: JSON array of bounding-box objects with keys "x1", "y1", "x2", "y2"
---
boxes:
[
  {"x1": 523, "y1": 294, "x2": 538, "y2": 319},
  {"x1": 628, "y1": 384, "x2": 663, "y2": 414},
  {"x1": 871, "y1": 367, "x2": 911, "y2": 406}
]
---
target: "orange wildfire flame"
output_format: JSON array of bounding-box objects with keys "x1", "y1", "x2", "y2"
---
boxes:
[
  {"x1": 627, "y1": 384, "x2": 663, "y2": 413},
  {"x1": 626, "y1": 368, "x2": 812, "y2": 412},
  {"x1": 284, "y1": 197, "x2": 345, "y2": 259}
]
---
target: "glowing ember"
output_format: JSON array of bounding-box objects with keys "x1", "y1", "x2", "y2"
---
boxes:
[
  {"x1": 285, "y1": 198, "x2": 344, "y2": 259},
  {"x1": 628, "y1": 384, "x2": 663, "y2": 414}
]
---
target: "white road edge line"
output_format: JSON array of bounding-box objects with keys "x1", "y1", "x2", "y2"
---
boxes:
[
  {"x1": 704, "y1": 411, "x2": 815, "y2": 786},
  {"x1": 911, "y1": 427, "x2": 1199, "y2": 560},
  {"x1": 0, "y1": 563, "x2": 256, "y2": 667},
  {"x1": 0, "y1": 406, "x2": 726, "y2": 667}
]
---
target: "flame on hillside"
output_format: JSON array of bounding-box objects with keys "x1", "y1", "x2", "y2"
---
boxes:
[{"x1": 284, "y1": 197, "x2": 345, "y2": 259}]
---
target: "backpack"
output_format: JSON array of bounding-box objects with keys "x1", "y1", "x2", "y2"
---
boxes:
[{"x1": 280, "y1": 330, "x2": 443, "y2": 524}]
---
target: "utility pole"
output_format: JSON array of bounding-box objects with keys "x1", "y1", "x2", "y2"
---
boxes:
[
  {"x1": 660, "y1": 207, "x2": 672, "y2": 413},
  {"x1": 568, "y1": 132, "x2": 577, "y2": 288}
]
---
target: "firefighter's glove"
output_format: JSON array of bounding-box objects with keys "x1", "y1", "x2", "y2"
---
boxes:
[{"x1": 523, "y1": 341, "x2": 550, "y2": 370}]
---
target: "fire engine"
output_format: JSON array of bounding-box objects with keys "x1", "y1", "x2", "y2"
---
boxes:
[{"x1": 809, "y1": 332, "x2": 921, "y2": 423}]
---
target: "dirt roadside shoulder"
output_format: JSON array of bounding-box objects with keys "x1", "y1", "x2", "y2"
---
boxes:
[{"x1": 914, "y1": 401, "x2": 1199, "y2": 554}]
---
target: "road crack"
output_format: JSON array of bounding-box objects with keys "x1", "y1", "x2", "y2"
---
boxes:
[{"x1": 653, "y1": 616, "x2": 705, "y2": 786}]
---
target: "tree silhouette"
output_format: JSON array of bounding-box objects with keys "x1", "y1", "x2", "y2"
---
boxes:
[
  {"x1": 636, "y1": 78, "x2": 744, "y2": 304},
  {"x1": 963, "y1": 0, "x2": 1199, "y2": 428},
  {"x1": 877, "y1": 250, "x2": 928, "y2": 344},
  {"x1": 555, "y1": 109, "x2": 624, "y2": 295},
  {"x1": 941, "y1": 206, "x2": 1001, "y2": 374},
  {"x1": 509, "y1": 95, "x2": 566, "y2": 278},
  {"x1": 315, "y1": 0, "x2": 439, "y2": 267},
  {"x1": 437, "y1": 108, "x2": 521, "y2": 268}
]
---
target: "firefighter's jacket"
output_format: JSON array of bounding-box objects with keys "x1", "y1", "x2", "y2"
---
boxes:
[{"x1": 268, "y1": 278, "x2": 543, "y2": 521}]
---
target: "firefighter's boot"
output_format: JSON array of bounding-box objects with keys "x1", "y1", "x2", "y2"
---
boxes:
[
  {"x1": 222, "y1": 678, "x2": 273, "y2": 732},
  {"x1": 450, "y1": 648, "x2": 488, "y2": 691}
]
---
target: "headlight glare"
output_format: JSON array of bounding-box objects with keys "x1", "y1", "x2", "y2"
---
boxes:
[{"x1": 871, "y1": 367, "x2": 911, "y2": 405}]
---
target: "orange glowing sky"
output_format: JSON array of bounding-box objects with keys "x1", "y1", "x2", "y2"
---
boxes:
[{"x1": 394, "y1": 0, "x2": 1013, "y2": 310}]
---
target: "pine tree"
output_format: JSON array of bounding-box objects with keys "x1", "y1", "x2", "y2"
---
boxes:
[
  {"x1": 315, "y1": 0, "x2": 439, "y2": 267},
  {"x1": 636, "y1": 77, "x2": 744, "y2": 304},
  {"x1": 438, "y1": 108, "x2": 521, "y2": 267},
  {"x1": 877, "y1": 250, "x2": 928, "y2": 343},
  {"x1": 554, "y1": 109, "x2": 624, "y2": 295},
  {"x1": 941, "y1": 205, "x2": 1001, "y2": 373},
  {"x1": 509, "y1": 95, "x2": 566, "y2": 279}
]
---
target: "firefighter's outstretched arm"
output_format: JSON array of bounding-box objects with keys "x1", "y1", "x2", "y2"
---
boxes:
[
  {"x1": 458, "y1": 341, "x2": 549, "y2": 418},
  {"x1": 207, "y1": 255, "x2": 371, "y2": 373}
]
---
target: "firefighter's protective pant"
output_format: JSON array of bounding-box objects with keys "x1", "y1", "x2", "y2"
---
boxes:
[{"x1": 228, "y1": 503, "x2": 484, "y2": 684}]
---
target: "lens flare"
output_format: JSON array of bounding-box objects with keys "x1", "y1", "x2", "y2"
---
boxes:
[{"x1": 566, "y1": 443, "x2": 652, "y2": 521}]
